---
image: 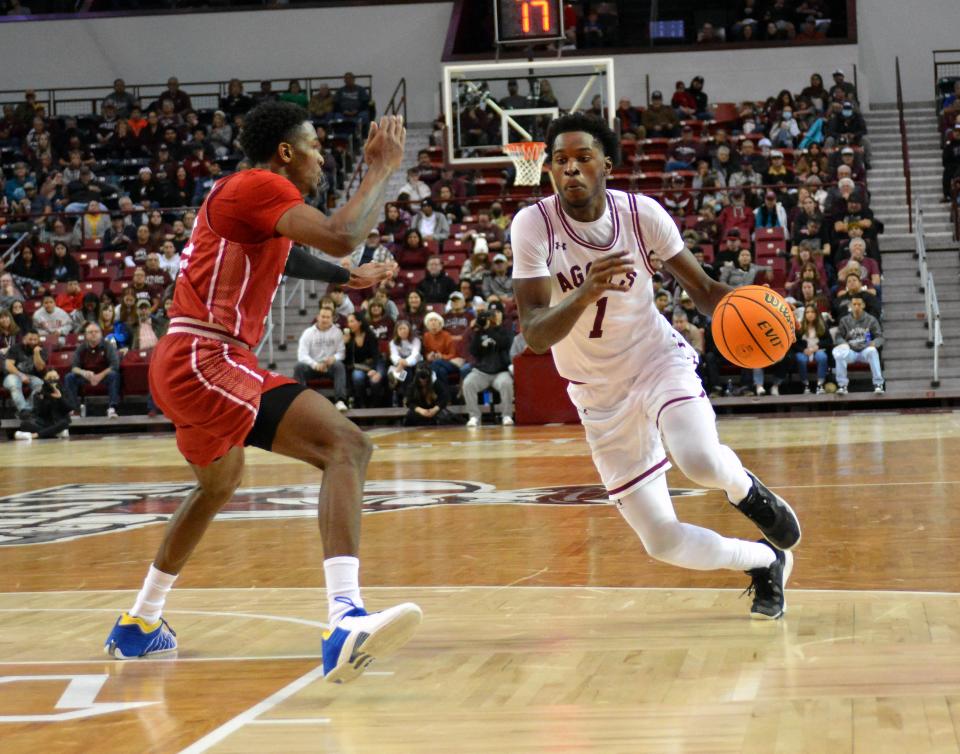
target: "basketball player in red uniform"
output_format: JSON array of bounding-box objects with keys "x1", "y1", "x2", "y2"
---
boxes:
[{"x1": 105, "y1": 103, "x2": 421, "y2": 683}]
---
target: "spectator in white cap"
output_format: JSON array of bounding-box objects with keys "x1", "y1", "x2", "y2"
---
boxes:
[
  {"x1": 482, "y1": 253, "x2": 513, "y2": 302},
  {"x1": 443, "y1": 291, "x2": 473, "y2": 336},
  {"x1": 207, "y1": 110, "x2": 233, "y2": 158},
  {"x1": 834, "y1": 145, "x2": 865, "y2": 182}
]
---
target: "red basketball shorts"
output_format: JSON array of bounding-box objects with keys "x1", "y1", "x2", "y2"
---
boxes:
[{"x1": 150, "y1": 333, "x2": 296, "y2": 466}]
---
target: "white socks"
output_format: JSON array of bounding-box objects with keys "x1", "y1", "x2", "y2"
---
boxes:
[
  {"x1": 616, "y1": 474, "x2": 775, "y2": 572},
  {"x1": 324, "y1": 556, "x2": 364, "y2": 624},
  {"x1": 130, "y1": 565, "x2": 178, "y2": 624}
]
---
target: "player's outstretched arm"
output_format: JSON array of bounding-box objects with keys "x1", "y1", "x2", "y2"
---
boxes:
[
  {"x1": 276, "y1": 116, "x2": 406, "y2": 256},
  {"x1": 515, "y1": 251, "x2": 634, "y2": 354},
  {"x1": 663, "y1": 247, "x2": 733, "y2": 315}
]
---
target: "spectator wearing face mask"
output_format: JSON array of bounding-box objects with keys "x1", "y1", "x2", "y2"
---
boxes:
[
  {"x1": 826, "y1": 100, "x2": 871, "y2": 168},
  {"x1": 770, "y1": 107, "x2": 800, "y2": 148}
]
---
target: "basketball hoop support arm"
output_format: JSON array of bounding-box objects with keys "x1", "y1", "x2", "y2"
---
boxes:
[
  {"x1": 569, "y1": 74, "x2": 599, "y2": 115},
  {"x1": 464, "y1": 81, "x2": 534, "y2": 141}
]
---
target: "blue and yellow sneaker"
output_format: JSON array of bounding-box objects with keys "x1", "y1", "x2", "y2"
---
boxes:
[
  {"x1": 322, "y1": 599, "x2": 422, "y2": 684},
  {"x1": 104, "y1": 612, "x2": 178, "y2": 659}
]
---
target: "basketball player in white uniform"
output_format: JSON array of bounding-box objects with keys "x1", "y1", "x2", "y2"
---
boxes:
[{"x1": 511, "y1": 114, "x2": 801, "y2": 619}]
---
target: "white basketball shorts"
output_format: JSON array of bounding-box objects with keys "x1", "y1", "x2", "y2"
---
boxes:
[{"x1": 567, "y1": 356, "x2": 708, "y2": 500}]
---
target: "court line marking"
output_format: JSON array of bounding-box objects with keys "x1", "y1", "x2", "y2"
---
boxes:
[
  {"x1": 178, "y1": 664, "x2": 327, "y2": 754},
  {"x1": 0, "y1": 606, "x2": 327, "y2": 629},
  {"x1": 2, "y1": 586, "x2": 958, "y2": 597},
  {"x1": 247, "y1": 718, "x2": 331, "y2": 725},
  {"x1": 0, "y1": 655, "x2": 320, "y2": 667}
]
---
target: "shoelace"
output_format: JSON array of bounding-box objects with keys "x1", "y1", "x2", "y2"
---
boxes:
[{"x1": 741, "y1": 570, "x2": 777, "y2": 602}]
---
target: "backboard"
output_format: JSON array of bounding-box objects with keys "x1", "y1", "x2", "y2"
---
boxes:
[{"x1": 441, "y1": 57, "x2": 616, "y2": 167}]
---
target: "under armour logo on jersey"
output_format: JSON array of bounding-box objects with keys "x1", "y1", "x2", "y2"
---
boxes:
[{"x1": 554, "y1": 241, "x2": 567, "y2": 251}]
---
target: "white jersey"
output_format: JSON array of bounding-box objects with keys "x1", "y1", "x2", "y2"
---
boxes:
[{"x1": 511, "y1": 190, "x2": 688, "y2": 385}]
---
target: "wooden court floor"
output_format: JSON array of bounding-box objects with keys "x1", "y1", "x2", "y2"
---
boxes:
[{"x1": 2, "y1": 412, "x2": 960, "y2": 753}]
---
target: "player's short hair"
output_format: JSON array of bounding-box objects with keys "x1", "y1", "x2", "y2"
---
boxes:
[
  {"x1": 239, "y1": 101, "x2": 310, "y2": 164},
  {"x1": 545, "y1": 113, "x2": 619, "y2": 162}
]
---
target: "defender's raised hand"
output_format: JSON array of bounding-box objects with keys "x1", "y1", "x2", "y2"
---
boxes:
[{"x1": 363, "y1": 115, "x2": 406, "y2": 174}]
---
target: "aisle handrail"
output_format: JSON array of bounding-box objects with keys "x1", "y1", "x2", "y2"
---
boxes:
[
  {"x1": 915, "y1": 200, "x2": 943, "y2": 387},
  {"x1": 896, "y1": 57, "x2": 914, "y2": 233}
]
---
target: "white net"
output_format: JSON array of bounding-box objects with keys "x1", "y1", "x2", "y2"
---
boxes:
[{"x1": 504, "y1": 141, "x2": 547, "y2": 186}]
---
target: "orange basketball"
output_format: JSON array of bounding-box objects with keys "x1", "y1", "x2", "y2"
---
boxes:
[{"x1": 711, "y1": 285, "x2": 797, "y2": 369}]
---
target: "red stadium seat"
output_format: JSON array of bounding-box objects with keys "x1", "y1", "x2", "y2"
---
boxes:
[
  {"x1": 756, "y1": 227, "x2": 786, "y2": 242},
  {"x1": 48, "y1": 350, "x2": 74, "y2": 377},
  {"x1": 757, "y1": 240, "x2": 786, "y2": 260},
  {"x1": 121, "y1": 349, "x2": 152, "y2": 395},
  {"x1": 80, "y1": 281, "x2": 104, "y2": 297},
  {"x1": 85, "y1": 266, "x2": 114, "y2": 284},
  {"x1": 399, "y1": 269, "x2": 426, "y2": 288},
  {"x1": 473, "y1": 177, "x2": 505, "y2": 197}
]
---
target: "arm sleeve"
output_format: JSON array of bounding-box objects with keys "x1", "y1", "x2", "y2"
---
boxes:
[
  {"x1": 510, "y1": 206, "x2": 551, "y2": 280},
  {"x1": 636, "y1": 195, "x2": 685, "y2": 262},
  {"x1": 389, "y1": 340, "x2": 401, "y2": 365},
  {"x1": 207, "y1": 171, "x2": 304, "y2": 245},
  {"x1": 284, "y1": 245, "x2": 351, "y2": 284}
]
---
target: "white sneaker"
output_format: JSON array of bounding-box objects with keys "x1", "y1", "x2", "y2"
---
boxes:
[
  {"x1": 770, "y1": 384, "x2": 780, "y2": 397},
  {"x1": 335, "y1": 400, "x2": 348, "y2": 412},
  {"x1": 502, "y1": 416, "x2": 514, "y2": 426},
  {"x1": 13, "y1": 431, "x2": 32, "y2": 441},
  {"x1": 57, "y1": 429, "x2": 69, "y2": 439},
  {"x1": 322, "y1": 600, "x2": 422, "y2": 684},
  {"x1": 755, "y1": 385, "x2": 766, "y2": 396},
  {"x1": 106, "y1": 407, "x2": 118, "y2": 419},
  {"x1": 466, "y1": 416, "x2": 479, "y2": 428}
]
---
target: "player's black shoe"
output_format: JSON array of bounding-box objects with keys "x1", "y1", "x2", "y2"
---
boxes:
[
  {"x1": 732, "y1": 470, "x2": 801, "y2": 550},
  {"x1": 743, "y1": 540, "x2": 793, "y2": 620}
]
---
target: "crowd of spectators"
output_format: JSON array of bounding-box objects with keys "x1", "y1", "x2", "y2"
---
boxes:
[
  {"x1": 0, "y1": 62, "x2": 892, "y2": 433},
  {"x1": 939, "y1": 79, "x2": 960, "y2": 207}
]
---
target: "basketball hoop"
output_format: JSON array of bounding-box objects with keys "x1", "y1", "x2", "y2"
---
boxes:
[{"x1": 504, "y1": 141, "x2": 547, "y2": 186}]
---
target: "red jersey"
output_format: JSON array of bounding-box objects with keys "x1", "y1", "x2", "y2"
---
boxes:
[{"x1": 170, "y1": 169, "x2": 303, "y2": 348}]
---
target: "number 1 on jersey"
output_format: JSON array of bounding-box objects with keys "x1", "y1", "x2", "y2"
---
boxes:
[{"x1": 588, "y1": 297, "x2": 608, "y2": 339}]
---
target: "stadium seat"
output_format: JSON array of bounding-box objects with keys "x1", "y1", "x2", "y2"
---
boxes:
[
  {"x1": 756, "y1": 227, "x2": 786, "y2": 242},
  {"x1": 121, "y1": 349, "x2": 152, "y2": 395},
  {"x1": 48, "y1": 350, "x2": 74, "y2": 377},
  {"x1": 80, "y1": 281, "x2": 104, "y2": 297},
  {"x1": 399, "y1": 269, "x2": 426, "y2": 288}
]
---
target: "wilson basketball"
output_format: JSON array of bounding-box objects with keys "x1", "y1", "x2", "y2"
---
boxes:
[{"x1": 711, "y1": 286, "x2": 797, "y2": 369}]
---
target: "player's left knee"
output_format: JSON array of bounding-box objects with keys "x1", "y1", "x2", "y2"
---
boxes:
[{"x1": 671, "y1": 447, "x2": 724, "y2": 486}]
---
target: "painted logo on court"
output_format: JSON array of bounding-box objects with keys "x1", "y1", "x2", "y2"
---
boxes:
[{"x1": 0, "y1": 481, "x2": 705, "y2": 546}]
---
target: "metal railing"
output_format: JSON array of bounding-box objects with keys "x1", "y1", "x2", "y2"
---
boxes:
[
  {"x1": 933, "y1": 49, "x2": 960, "y2": 110},
  {"x1": 895, "y1": 57, "x2": 913, "y2": 233},
  {"x1": 0, "y1": 231, "x2": 30, "y2": 267},
  {"x1": 914, "y1": 200, "x2": 943, "y2": 387},
  {"x1": 0, "y1": 74, "x2": 373, "y2": 118}
]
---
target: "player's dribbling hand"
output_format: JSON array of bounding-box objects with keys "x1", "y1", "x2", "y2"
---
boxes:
[
  {"x1": 347, "y1": 261, "x2": 398, "y2": 289},
  {"x1": 363, "y1": 115, "x2": 406, "y2": 173},
  {"x1": 576, "y1": 251, "x2": 635, "y2": 306}
]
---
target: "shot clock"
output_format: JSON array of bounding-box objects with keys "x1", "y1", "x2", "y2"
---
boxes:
[{"x1": 494, "y1": 0, "x2": 565, "y2": 45}]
